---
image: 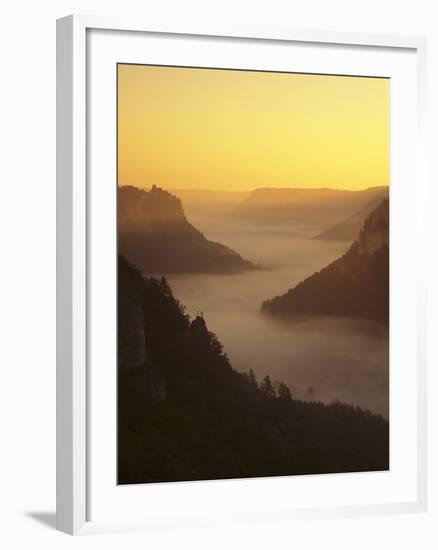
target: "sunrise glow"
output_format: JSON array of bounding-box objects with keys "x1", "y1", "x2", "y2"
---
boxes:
[{"x1": 118, "y1": 64, "x2": 389, "y2": 192}]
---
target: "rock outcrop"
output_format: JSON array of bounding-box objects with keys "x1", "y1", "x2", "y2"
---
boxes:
[
  {"x1": 118, "y1": 259, "x2": 147, "y2": 370},
  {"x1": 118, "y1": 256, "x2": 166, "y2": 404},
  {"x1": 118, "y1": 185, "x2": 255, "y2": 274},
  {"x1": 237, "y1": 186, "x2": 388, "y2": 226}
]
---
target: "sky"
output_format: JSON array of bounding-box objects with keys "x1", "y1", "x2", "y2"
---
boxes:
[{"x1": 118, "y1": 64, "x2": 389, "y2": 192}]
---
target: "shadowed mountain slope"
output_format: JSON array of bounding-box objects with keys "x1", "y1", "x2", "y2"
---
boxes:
[
  {"x1": 118, "y1": 185, "x2": 255, "y2": 274},
  {"x1": 261, "y1": 199, "x2": 389, "y2": 323},
  {"x1": 118, "y1": 255, "x2": 389, "y2": 484}
]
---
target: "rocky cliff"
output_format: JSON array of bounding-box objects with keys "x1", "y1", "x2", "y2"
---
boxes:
[
  {"x1": 119, "y1": 185, "x2": 192, "y2": 232},
  {"x1": 118, "y1": 185, "x2": 254, "y2": 274},
  {"x1": 357, "y1": 198, "x2": 389, "y2": 255},
  {"x1": 118, "y1": 257, "x2": 166, "y2": 404}
]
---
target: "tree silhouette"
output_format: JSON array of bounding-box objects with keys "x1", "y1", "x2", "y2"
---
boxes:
[
  {"x1": 277, "y1": 382, "x2": 292, "y2": 400},
  {"x1": 260, "y1": 375, "x2": 275, "y2": 398},
  {"x1": 248, "y1": 369, "x2": 258, "y2": 389},
  {"x1": 118, "y1": 255, "x2": 389, "y2": 485}
]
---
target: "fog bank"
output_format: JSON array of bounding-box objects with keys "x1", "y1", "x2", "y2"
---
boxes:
[{"x1": 167, "y1": 205, "x2": 389, "y2": 418}]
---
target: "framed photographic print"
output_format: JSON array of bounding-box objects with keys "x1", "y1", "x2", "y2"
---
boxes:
[{"x1": 56, "y1": 15, "x2": 428, "y2": 535}]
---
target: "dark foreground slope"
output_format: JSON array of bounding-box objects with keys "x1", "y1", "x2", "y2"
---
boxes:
[
  {"x1": 262, "y1": 200, "x2": 389, "y2": 324},
  {"x1": 118, "y1": 255, "x2": 389, "y2": 484},
  {"x1": 118, "y1": 185, "x2": 254, "y2": 274}
]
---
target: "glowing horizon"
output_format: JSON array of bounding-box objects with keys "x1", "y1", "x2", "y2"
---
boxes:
[{"x1": 118, "y1": 64, "x2": 389, "y2": 192}]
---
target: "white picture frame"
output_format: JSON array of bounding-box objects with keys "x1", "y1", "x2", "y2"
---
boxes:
[{"x1": 56, "y1": 14, "x2": 428, "y2": 535}]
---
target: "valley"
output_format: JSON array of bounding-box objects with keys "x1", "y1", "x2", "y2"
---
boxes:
[{"x1": 167, "y1": 190, "x2": 389, "y2": 417}]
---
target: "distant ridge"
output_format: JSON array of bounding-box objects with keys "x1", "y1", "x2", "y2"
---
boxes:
[
  {"x1": 118, "y1": 185, "x2": 255, "y2": 274},
  {"x1": 237, "y1": 186, "x2": 389, "y2": 226},
  {"x1": 170, "y1": 188, "x2": 250, "y2": 218}
]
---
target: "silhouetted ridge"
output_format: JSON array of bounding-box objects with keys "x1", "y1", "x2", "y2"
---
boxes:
[
  {"x1": 118, "y1": 255, "x2": 389, "y2": 484},
  {"x1": 261, "y1": 200, "x2": 389, "y2": 323},
  {"x1": 118, "y1": 185, "x2": 254, "y2": 274}
]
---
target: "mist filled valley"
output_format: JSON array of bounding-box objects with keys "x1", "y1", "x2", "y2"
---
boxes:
[
  {"x1": 117, "y1": 66, "x2": 390, "y2": 483},
  {"x1": 168, "y1": 190, "x2": 389, "y2": 418},
  {"x1": 117, "y1": 185, "x2": 390, "y2": 483}
]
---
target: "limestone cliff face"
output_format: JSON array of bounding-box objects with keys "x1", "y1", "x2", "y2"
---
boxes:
[
  {"x1": 118, "y1": 261, "x2": 146, "y2": 370},
  {"x1": 118, "y1": 185, "x2": 192, "y2": 233},
  {"x1": 357, "y1": 199, "x2": 389, "y2": 256},
  {"x1": 238, "y1": 186, "x2": 388, "y2": 226},
  {"x1": 261, "y1": 199, "x2": 389, "y2": 323},
  {"x1": 118, "y1": 257, "x2": 166, "y2": 403}
]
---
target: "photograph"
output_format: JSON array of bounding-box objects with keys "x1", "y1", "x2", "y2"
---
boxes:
[
  {"x1": 0, "y1": 0, "x2": 431, "y2": 543},
  {"x1": 116, "y1": 63, "x2": 390, "y2": 485}
]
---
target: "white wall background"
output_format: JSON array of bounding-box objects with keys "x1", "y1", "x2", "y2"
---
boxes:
[{"x1": 0, "y1": 0, "x2": 436, "y2": 547}]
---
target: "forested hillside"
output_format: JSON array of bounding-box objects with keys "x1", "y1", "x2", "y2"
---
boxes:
[
  {"x1": 118, "y1": 255, "x2": 389, "y2": 484},
  {"x1": 262, "y1": 200, "x2": 389, "y2": 324}
]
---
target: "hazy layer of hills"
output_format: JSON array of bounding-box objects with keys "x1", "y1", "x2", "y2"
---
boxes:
[
  {"x1": 314, "y1": 187, "x2": 389, "y2": 242},
  {"x1": 238, "y1": 186, "x2": 388, "y2": 227},
  {"x1": 118, "y1": 255, "x2": 389, "y2": 484},
  {"x1": 118, "y1": 185, "x2": 254, "y2": 274},
  {"x1": 261, "y1": 199, "x2": 389, "y2": 323}
]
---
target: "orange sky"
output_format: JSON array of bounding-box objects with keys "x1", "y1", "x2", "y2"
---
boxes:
[{"x1": 118, "y1": 64, "x2": 389, "y2": 192}]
